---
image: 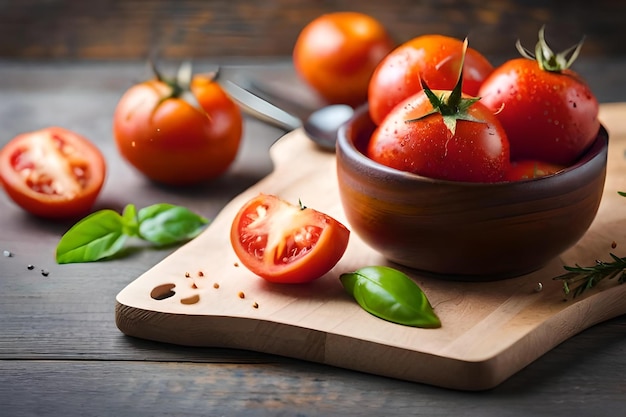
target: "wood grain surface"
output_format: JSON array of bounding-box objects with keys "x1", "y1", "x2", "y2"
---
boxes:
[
  {"x1": 116, "y1": 103, "x2": 626, "y2": 391},
  {"x1": 2, "y1": 0, "x2": 624, "y2": 60},
  {"x1": 1, "y1": 60, "x2": 625, "y2": 417}
]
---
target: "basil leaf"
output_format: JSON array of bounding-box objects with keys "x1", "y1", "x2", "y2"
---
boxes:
[
  {"x1": 121, "y1": 203, "x2": 139, "y2": 236},
  {"x1": 137, "y1": 203, "x2": 209, "y2": 245},
  {"x1": 56, "y1": 210, "x2": 129, "y2": 264},
  {"x1": 340, "y1": 266, "x2": 441, "y2": 328},
  {"x1": 55, "y1": 203, "x2": 209, "y2": 264}
]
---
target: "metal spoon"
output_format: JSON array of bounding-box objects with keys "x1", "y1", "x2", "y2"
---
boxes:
[{"x1": 222, "y1": 80, "x2": 354, "y2": 151}]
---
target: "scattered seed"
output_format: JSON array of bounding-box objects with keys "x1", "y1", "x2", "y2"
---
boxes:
[
  {"x1": 534, "y1": 282, "x2": 543, "y2": 293},
  {"x1": 252, "y1": 302, "x2": 259, "y2": 309},
  {"x1": 238, "y1": 291, "x2": 245, "y2": 299},
  {"x1": 27, "y1": 264, "x2": 35, "y2": 270},
  {"x1": 197, "y1": 271, "x2": 204, "y2": 277},
  {"x1": 191, "y1": 282, "x2": 198, "y2": 289},
  {"x1": 234, "y1": 262, "x2": 239, "y2": 267},
  {"x1": 41, "y1": 269, "x2": 49, "y2": 277},
  {"x1": 213, "y1": 282, "x2": 220, "y2": 289},
  {"x1": 3, "y1": 250, "x2": 12, "y2": 257},
  {"x1": 611, "y1": 241, "x2": 617, "y2": 249},
  {"x1": 180, "y1": 294, "x2": 200, "y2": 305},
  {"x1": 185, "y1": 272, "x2": 190, "y2": 278}
]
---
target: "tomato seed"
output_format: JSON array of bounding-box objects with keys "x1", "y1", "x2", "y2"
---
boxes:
[
  {"x1": 213, "y1": 283, "x2": 219, "y2": 289},
  {"x1": 27, "y1": 264, "x2": 35, "y2": 270},
  {"x1": 238, "y1": 291, "x2": 245, "y2": 299},
  {"x1": 198, "y1": 271, "x2": 204, "y2": 277},
  {"x1": 253, "y1": 302, "x2": 259, "y2": 309},
  {"x1": 185, "y1": 272, "x2": 190, "y2": 278},
  {"x1": 612, "y1": 241, "x2": 617, "y2": 249},
  {"x1": 41, "y1": 269, "x2": 49, "y2": 277}
]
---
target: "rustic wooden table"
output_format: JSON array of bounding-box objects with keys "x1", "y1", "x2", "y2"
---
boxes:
[{"x1": 1, "y1": 58, "x2": 625, "y2": 416}]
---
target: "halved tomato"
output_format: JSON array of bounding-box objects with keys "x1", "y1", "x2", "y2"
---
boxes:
[
  {"x1": 0, "y1": 127, "x2": 106, "y2": 219},
  {"x1": 230, "y1": 194, "x2": 350, "y2": 284}
]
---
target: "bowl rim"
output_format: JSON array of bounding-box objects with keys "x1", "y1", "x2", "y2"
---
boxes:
[{"x1": 337, "y1": 104, "x2": 609, "y2": 187}]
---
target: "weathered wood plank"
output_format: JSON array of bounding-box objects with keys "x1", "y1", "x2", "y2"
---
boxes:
[
  {"x1": 1, "y1": 0, "x2": 624, "y2": 60},
  {"x1": 0, "y1": 59, "x2": 625, "y2": 416},
  {"x1": 1, "y1": 318, "x2": 625, "y2": 417}
]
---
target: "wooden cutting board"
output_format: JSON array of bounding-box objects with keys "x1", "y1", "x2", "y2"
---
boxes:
[{"x1": 116, "y1": 103, "x2": 626, "y2": 391}]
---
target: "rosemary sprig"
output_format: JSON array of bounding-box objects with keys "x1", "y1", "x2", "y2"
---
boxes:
[
  {"x1": 555, "y1": 191, "x2": 626, "y2": 298},
  {"x1": 554, "y1": 253, "x2": 626, "y2": 298}
]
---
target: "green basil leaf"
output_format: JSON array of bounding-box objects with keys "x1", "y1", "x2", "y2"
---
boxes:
[
  {"x1": 121, "y1": 203, "x2": 139, "y2": 236},
  {"x1": 340, "y1": 266, "x2": 441, "y2": 328},
  {"x1": 56, "y1": 210, "x2": 129, "y2": 264},
  {"x1": 137, "y1": 203, "x2": 209, "y2": 246}
]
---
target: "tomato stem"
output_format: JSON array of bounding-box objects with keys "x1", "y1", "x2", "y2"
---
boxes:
[
  {"x1": 406, "y1": 38, "x2": 482, "y2": 136},
  {"x1": 515, "y1": 25, "x2": 585, "y2": 72},
  {"x1": 148, "y1": 60, "x2": 220, "y2": 117}
]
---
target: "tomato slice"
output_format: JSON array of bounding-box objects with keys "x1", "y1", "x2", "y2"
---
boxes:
[
  {"x1": 0, "y1": 127, "x2": 106, "y2": 219},
  {"x1": 230, "y1": 194, "x2": 350, "y2": 283}
]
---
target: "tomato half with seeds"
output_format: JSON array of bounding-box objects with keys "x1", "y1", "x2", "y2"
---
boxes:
[
  {"x1": 0, "y1": 127, "x2": 106, "y2": 219},
  {"x1": 230, "y1": 194, "x2": 350, "y2": 284}
]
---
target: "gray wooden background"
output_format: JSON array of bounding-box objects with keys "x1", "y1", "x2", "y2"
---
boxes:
[{"x1": 1, "y1": 0, "x2": 623, "y2": 60}]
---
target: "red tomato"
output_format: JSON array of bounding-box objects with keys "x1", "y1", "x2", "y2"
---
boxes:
[
  {"x1": 368, "y1": 91, "x2": 510, "y2": 183},
  {"x1": 293, "y1": 12, "x2": 395, "y2": 107},
  {"x1": 478, "y1": 39, "x2": 600, "y2": 165},
  {"x1": 230, "y1": 194, "x2": 350, "y2": 284},
  {"x1": 505, "y1": 160, "x2": 565, "y2": 181},
  {"x1": 368, "y1": 34, "x2": 494, "y2": 125},
  {"x1": 113, "y1": 70, "x2": 243, "y2": 186},
  {"x1": 0, "y1": 127, "x2": 106, "y2": 219}
]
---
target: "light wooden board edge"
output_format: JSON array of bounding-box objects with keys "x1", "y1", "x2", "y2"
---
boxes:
[
  {"x1": 116, "y1": 281, "x2": 626, "y2": 391},
  {"x1": 115, "y1": 103, "x2": 626, "y2": 390}
]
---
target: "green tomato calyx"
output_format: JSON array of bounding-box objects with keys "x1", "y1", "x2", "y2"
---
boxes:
[
  {"x1": 406, "y1": 38, "x2": 483, "y2": 136},
  {"x1": 516, "y1": 25, "x2": 585, "y2": 72},
  {"x1": 150, "y1": 60, "x2": 217, "y2": 115}
]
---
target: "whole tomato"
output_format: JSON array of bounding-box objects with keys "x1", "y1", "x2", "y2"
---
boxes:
[
  {"x1": 368, "y1": 34, "x2": 494, "y2": 125},
  {"x1": 478, "y1": 28, "x2": 600, "y2": 166},
  {"x1": 0, "y1": 127, "x2": 106, "y2": 219},
  {"x1": 505, "y1": 160, "x2": 565, "y2": 181},
  {"x1": 293, "y1": 12, "x2": 395, "y2": 107},
  {"x1": 230, "y1": 194, "x2": 350, "y2": 284},
  {"x1": 368, "y1": 78, "x2": 510, "y2": 183},
  {"x1": 113, "y1": 66, "x2": 243, "y2": 186}
]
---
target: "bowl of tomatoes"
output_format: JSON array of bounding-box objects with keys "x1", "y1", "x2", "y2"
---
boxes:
[{"x1": 336, "y1": 104, "x2": 608, "y2": 280}]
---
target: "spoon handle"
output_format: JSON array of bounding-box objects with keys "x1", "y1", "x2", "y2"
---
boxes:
[{"x1": 221, "y1": 80, "x2": 303, "y2": 132}]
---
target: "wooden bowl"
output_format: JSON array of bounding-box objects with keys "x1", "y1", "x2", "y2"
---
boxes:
[{"x1": 336, "y1": 105, "x2": 609, "y2": 280}]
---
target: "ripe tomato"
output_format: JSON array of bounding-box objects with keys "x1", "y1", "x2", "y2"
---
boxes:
[
  {"x1": 367, "y1": 89, "x2": 510, "y2": 183},
  {"x1": 0, "y1": 127, "x2": 106, "y2": 219},
  {"x1": 230, "y1": 194, "x2": 350, "y2": 284},
  {"x1": 113, "y1": 69, "x2": 243, "y2": 186},
  {"x1": 368, "y1": 34, "x2": 494, "y2": 125},
  {"x1": 293, "y1": 11, "x2": 395, "y2": 107},
  {"x1": 478, "y1": 30, "x2": 600, "y2": 166},
  {"x1": 505, "y1": 160, "x2": 565, "y2": 181}
]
